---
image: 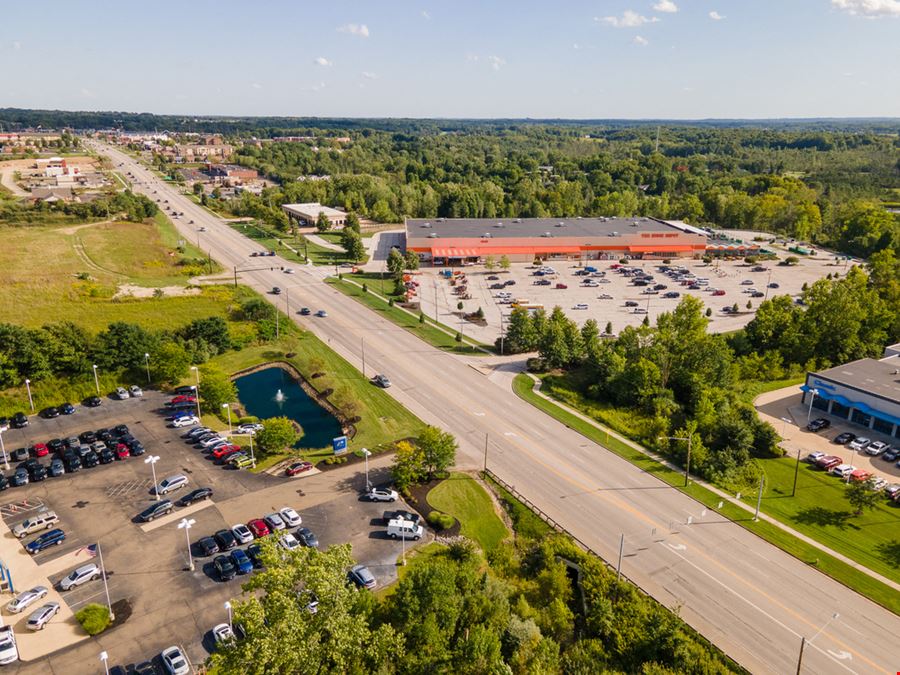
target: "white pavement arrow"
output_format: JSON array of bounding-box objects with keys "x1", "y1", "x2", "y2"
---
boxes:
[
  {"x1": 666, "y1": 543, "x2": 687, "y2": 551},
  {"x1": 827, "y1": 650, "x2": 853, "y2": 661}
]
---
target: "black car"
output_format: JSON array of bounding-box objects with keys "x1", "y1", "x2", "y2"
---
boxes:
[
  {"x1": 63, "y1": 452, "x2": 81, "y2": 473},
  {"x1": 385, "y1": 509, "x2": 421, "y2": 526},
  {"x1": 180, "y1": 487, "x2": 213, "y2": 506},
  {"x1": 246, "y1": 543, "x2": 264, "y2": 568},
  {"x1": 197, "y1": 536, "x2": 220, "y2": 557},
  {"x1": 0, "y1": 416, "x2": 8, "y2": 429},
  {"x1": 132, "y1": 662, "x2": 158, "y2": 675},
  {"x1": 10, "y1": 468, "x2": 29, "y2": 487},
  {"x1": 99, "y1": 448, "x2": 115, "y2": 464},
  {"x1": 48, "y1": 458, "x2": 65, "y2": 477},
  {"x1": 883, "y1": 448, "x2": 900, "y2": 462},
  {"x1": 84, "y1": 396, "x2": 101, "y2": 408},
  {"x1": 138, "y1": 500, "x2": 173, "y2": 522},
  {"x1": 0, "y1": 474, "x2": 8, "y2": 491},
  {"x1": 487, "y1": 275, "x2": 500, "y2": 280},
  {"x1": 11, "y1": 412, "x2": 28, "y2": 428},
  {"x1": 79, "y1": 431, "x2": 97, "y2": 444},
  {"x1": 28, "y1": 464, "x2": 47, "y2": 482},
  {"x1": 112, "y1": 424, "x2": 129, "y2": 437},
  {"x1": 82, "y1": 450, "x2": 100, "y2": 468},
  {"x1": 504, "y1": 280, "x2": 516, "y2": 286},
  {"x1": 214, "y1": 554, "x2": 237, "y2": 581},
  {"x1": 41, "y1": 407, "x2": 60, "y2": 419},
  {"x1": 214, "y1": 529, "x2": 237, "y2": 551},
  {"x1": 834, "y1": 432, "x2": 856, "y2": 445},
  {"x1": 298, "y1": 307, "x2": 312, "y2": 316},
  {"x1": 769, "y1": 282, "x2": 780, "y2": 289},
  {"x1": 173, "y1": 386, "x2": 196, "y2": 396},
  {"x1": 624, "y1": 301, "x2": 639, "y2": 307},
  {"x1": 807, "y1": 418, "x2": 831, "y2": 432},
  {"x1": 96, "y1": 429, "x2": 113, "y2": 443},
  {"x1": 59, "y1": 402, "x2": 75, "y2": 415},
  {"x1": 296, "y1": 527, "x2": 319, "y2": 548},
  {"x1": 12, "y1": 448, "x2": 29, "y2": 462},
  {"x1": 128, "y1": 441, "x2": 145, "y2": 456},
  {"x1": 48, "y1": 439, "x2": 64, "y2": 454}
]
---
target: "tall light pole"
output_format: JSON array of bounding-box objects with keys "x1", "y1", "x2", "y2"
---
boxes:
[
  {"x1": 24, "y1": 379, "x2": 34, "y2": 412},
  {"x1": 178, "y1": 518, "x2": 196, "y2": 571},
  {"x1": 0, "y1": 427, "x2": 8, "y2": 471},
  {"x1": 145, "y1": 455, "x2": 160, "y2": 501},
  {"x1": 222, "y1": 403, "x2": 233, "y2": 435},
  {"x1": 362, "y1": 448, "x2": 371, "y2": 490},
  {"x1": 92, "y1": 364, "x2": 100, "y2": 396},
  {"x1": 660, "y1": 435, "x2": 692, "y2": 487},
  {"x1": 191, "y1": 366, "x2": 202, "y2": 423},
  {"x1": 224, "y1": 601, "x2": 232, "y2": 630},
  {"x1": 780, "y1": 416, "x2": 792, "y2": 439},
  {"x1": 806, "y1": 388, "x2": 819, "y2": 424},
  {"x1": 144, "y1": 353, "x2": 151, "y2": 384},
  {"x1": 100, "y1": 651, "x2": 110, "y2": 675},
  {"x1": 96, "y1": 541, "x2": 114, "y2": 621},
  {"x1": 797, "y1": 612, "x2": 839, "y2": 674}
]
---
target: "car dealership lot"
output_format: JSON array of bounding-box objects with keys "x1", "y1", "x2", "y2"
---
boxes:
[
  {"x1": 414, "y1": 248, "x2": 851, "y2": 344},
  {"x1": 1, "y1": 393, "x2": 419, "y2": 673}
]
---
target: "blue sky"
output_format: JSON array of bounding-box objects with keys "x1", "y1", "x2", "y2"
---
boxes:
[{"x1": 2, "y1": 0, "x2": 899, "y2": 118}]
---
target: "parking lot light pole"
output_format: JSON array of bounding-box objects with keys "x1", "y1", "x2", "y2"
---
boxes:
[
  {"x1": 224, "y1": 601, "x2": 232, "y2": 630},
  {"x1": 100, "y1": 651, "x2": 109, "y2": 675},
  {"x1": 659, "y1": 435, "x2": 692, "y2": 487},
  {"x1": 178, "y1": 518, "x2": 196, "y2": 571},
  {"x1": 97, "y1": 541, "x2": 114, "y2": 621},
  {"x1": 0, "y1": 428, "x2": 8, "y2": 471},
  {"x1": 797, "y1": 612, "x2": 839, "y2": 674},
  {"x1": 362, "y1": 448, "x2": 371, "y2": 490},
  {"x1": 191, "y1": 366, "x2": 202, "y2": 423},
  {"x1": 145, "y1": 455, "x2": 160, "y2": 501},
  {"x1": 92, "y1": 364, "x2": 100, "y2": 396},
  {"x1": 24, "y1": 379, "x2": 34, "y2": 412},
  {"x1": 222, "y1": 403, "x2": 232, "y2": 435},
  {"x1": 144, "y1": 353, "x2": 151, "y2": 383},
  {"x1": 780, "y1": 416, "x2": 792, "y2": 439},
  {"x1": 806, "y1": 388, "x2": 819, "y2": 425}
]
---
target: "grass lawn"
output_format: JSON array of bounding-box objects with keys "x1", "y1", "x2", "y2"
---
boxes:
[
  {"x1": 375, "y1": 541, "x2": 447, "y2": 599},
  {"x1": 512, "y1": 373, "x2": 900, "y2": 615},
  {"x1": 427, "y1": 473, "x2": 509, "y2": 553},
  {"x1": 326, "y1": 277, "x2": 492, "y2": 355}
]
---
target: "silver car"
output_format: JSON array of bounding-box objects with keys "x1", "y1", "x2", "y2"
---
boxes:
[
  {"x1": 6, "y1": 586, "x2": 48, "y2": 614},
  {"x1": 231, "y1": 523, "x2": 254, "y2": 544},
  {"x1": 161, "y1": 645, "x2": 190, "y2": 675},
  {"x1": 26, "y1": 602, "x2": 60, "y2": 630},
  {"x1": 60, "y1": 564, "x2": 100, "y2": 591},
  {"x1": 156, "y1": 474, "x2": 189, "y2": 495}
]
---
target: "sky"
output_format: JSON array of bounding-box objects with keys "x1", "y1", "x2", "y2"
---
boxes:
[{"x1": 2, "y1": 0, "x2": 899, "y2": 119}]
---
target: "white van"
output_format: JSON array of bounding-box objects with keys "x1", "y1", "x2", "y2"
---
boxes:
[
  {"x1": 386, "y1": 518, "x2": 423, "y2": 541},
  {"x1": 12, "y1": 511, "x2": 59, "y2": 539}
]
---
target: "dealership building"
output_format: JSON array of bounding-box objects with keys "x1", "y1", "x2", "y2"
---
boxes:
[
  {"x1": 802, "y1": 344, "x2": 900, "y2": 439},
  {"x1": 405, "y1": 217, "x2": 708, "y2": 264}
]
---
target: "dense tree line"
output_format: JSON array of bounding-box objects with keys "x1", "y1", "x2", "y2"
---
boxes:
[{"x1": 0, "y1": 190, "x2": 158, "y2": 225}]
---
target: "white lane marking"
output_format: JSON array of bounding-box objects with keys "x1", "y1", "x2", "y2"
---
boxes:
[
  {"x1": 666, "y1": 543, "x2": 687, "y2": 551},
  {"x1": 504, "y1": 431, "x2": 516, "y2": 437},
  {"x1": 472, "y1": 411, "x2": 485, "y2": 416},
  {"x1": 828, "y1": 651, "x2": 853, "y2": 661}
]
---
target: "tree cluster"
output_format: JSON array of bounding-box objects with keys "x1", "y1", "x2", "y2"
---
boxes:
[{"x1": 391, "y1": 426, "x2": 458, "y2": 490}]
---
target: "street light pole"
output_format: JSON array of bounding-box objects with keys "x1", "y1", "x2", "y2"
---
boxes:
[
  {"x1": 191, "y1": 366, "x2": 202, "y2": 423},
  {"x1": 100, "y1": 651, "x2": 110, "y2": 675},
  {"x1": 0, "y1": 428, "x2": 8, "y2": 471},
  {"x1": 362, "y1": 448, "x2": 371, "y2": 490},
  {"x1": 222, "y1": 403, "x2": 232, "y2": 435},
  {"x1": 225, "y1": 601, "x2": 232, "y2": 631},
  {"x1": 92, "y1": 364, "x2": 100, "y2": 395},
  {"x1": 361, "y1": 338, "x2": 366, "y2": 379},
  {"x1": 806, "y1": 388, "x2": 819, "y2": 424},
  {"x1": 96, "y1": 541, "x2": 114, "y2": 621},
  {"x1": 24, "y1": 379, "x2": 34, "y2": 412},
  {"x1": 144, "y1": 353, "x2": 151, "y2": 384},
  {"x1": 145, "y1": 455, "x2": 160, "y2": 501},
  {"x1": 178, "y1": 518, "x2": 196, "y2": 571}
]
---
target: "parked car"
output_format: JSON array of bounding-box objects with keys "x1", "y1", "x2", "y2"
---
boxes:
[
  {"x1": 138, "y1": 500, "x2": 173, "y2": 522},
  {"x1": 850, "y1": 469, "x2": 872, "y2": 482},
  {"x1": 197, "y1": 536, "x2": 219, "y2": 557},
  {"x1": 231, "y1": 548, "x2": 253, "y2": 574},
  {"x1": 883, "y1": 448, "x2": 900, "y2": 462},
  {"x1": 247, "y1": 543, "x2": 264, "y2": 567},
  {"x1": 155, "y1": 474, "x2": 188, "y2": 495},
  {"x1": 115, "y1": 387, "x2": 129, "y2": 400},
  {"x1": 806, "y1": 418, "x2": 830, "y2": 432},
  {"x1": 6, "y1": 586, "x2": 48, "y2": 613},
  {"x1": 865, "y1": 441, "x2": 889, "y2": 456},
  {"x1": 830, "y1": 464, "x2": 855, "y2": 479},
  {"x1": 59, "y1": 564, "x2": 100, "y2": 591},
  {"x1": 371, "y1": 374, "x2": 392, "y2": 388},
  {"x1": 279, "y1": 507, "x2": 302, "y2": 527},
  {"x1": 806, "y1": 451, "x2": 826, "y2": 464},
  {"x1": 85, "y1": 396, "x2": 102, "y2": 408},
  {"x1": 26, "y1": 602, "x2": 59, "y2": 631},
  {"x1": 815, "y1": 455, "x2": 842, "y2": 470},
  {"x1": 231, "y1": 523, "x2": 254, "y2": 544},
  {"x1": 25, "y1": 529, "x2": 65, "y2": 554},
  {"x1": 161, "y1": 645, "x2": 191, "y2": 675},
  {"x1": 11, "y1": 468, "x2": 29, "y2": 487},
  {"x1": 211, "y1": 445, "x2": 241, "y2": 461},
  {"x1": 296, "y1": 527, "x2": 319, "y2": 548},
  {"x1": 11, "y1": 412, "x2": 28, "y2": 428},
  {"x1": 834, "y1": 432, "x2": 856, "y2": 445},
  {"x1": 213, "y1": 623, "x2": 235, "y2": 644},
  {"x1": 41, "y1": 407, "x2": 60, "y2": 419},
  {"x1": 348, "y1": 564, "x2": 376, "y2": 590},
  {"x1": 214, "y1": 555, "x2": 237, "y2": 582},
  {"x1": 848, "y1": 437, "x2": 871, "y2": 451},
  {"x1": 572, "y1": 303, "x2": 589, "y2": 310},
  {"x1": 624, "y1": 301, "x2": 639, "y2": 307},
  {"x1": 129, "y1": 385, "x2": 143, "y2": 397},
  {"x1": 247, "y1": 519, "x2": 270, "y2": 538},
  {"x1": 180, "y1": 487, "x2": 213, "y2": 506},
  {"x1": 12, "y1": 447, "x2": 28, "y2": 462},
  {"x1": 264, "y1": 513, "x2": 287, "y2": 531},
  {"x1": 366, "y1": 487, "x2": 398, "y2": 502},
  {"x1": 13, "y1": 511, "x2": 59, "y2": 538},
  {"x1": 214, "y1": 529, "x2": 238, "y2": 551},
  {"x1": 60, "y1": 403, "x2": 75, "y2": 415},
  {"x1": 387, "y1": 518, "x2": 424, "y2": 540},
  {"x1": 231, "y1": 454, "x2": 255, "y2": 470},
  {"x1": 48, "y1": 458, "x2": 65, "y2": 477},
  {"x1": 172, "y1": 415, "x2": 199, "y2": 428},
  {"x1": 285, "y1": 461, "x2": 314, "y2": 476},
  {"x1": 279, "y1": 533, "x2": 301, "y2": 551}
]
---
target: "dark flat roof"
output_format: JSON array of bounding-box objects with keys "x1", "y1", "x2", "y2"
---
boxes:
[
  {"x1": 406, "y1": 216, "x2": 687, "y2": 239},
  {"x1": 813, "y1": 357, "x2": 900, "y2": 403}
]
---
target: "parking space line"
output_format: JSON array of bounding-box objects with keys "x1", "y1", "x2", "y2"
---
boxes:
[{"x1": 139, "y1": 499, "x2": 215, "y2": 533}]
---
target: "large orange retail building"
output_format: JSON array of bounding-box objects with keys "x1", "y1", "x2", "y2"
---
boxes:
[{"x1": 405, "y1": 216, "x2": 708, "y2": 264}]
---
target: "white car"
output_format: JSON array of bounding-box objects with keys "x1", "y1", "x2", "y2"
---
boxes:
[
  {"x1": 830, "y1": 464, "x2": 855, "y2": 478},
  {"x1": 279, "y1": 533, "x2": 301, "y2": 551},
  {"x1": 865, "y1": 441, "x2": 889, "y2": 456},
  {"x1": 171, "y1": 415, "x2": 199, "y2": 428},
  {"x1": 156, "y1": 474, "x2": 189, "y2": 495},
  {"x1": 806, "y1": 451, "x2": 826, "y2": 464},
  {"x1": 6, "y1": 586, "x2": 48, "y2": 613},
  {"x1": 0, "y1": 627, "x2": 18, "y2": 665},
  {"x1": 200, "y1": 435, "x2": 227, "y2": 448},
  {"x1": 279, "y1": 507, "x2": 302, "y2": 527},
  {"x1": 572, "y1": 303, "x2": 589, "y2": 310},
  {"x1": 236, "y1": 423, "x2": 262, "y2": 435},
  {"x1": 231, "y1": 523, "x2": 254, "y2": 544},
  {"x1": 115, "y1": 387, "x2": 129, "y2": 400},
  {"x1": 26, "y1": 602, "x2": 60, "y2": 630},
  {"x1": 161, "y1": 645, "x2": 191, "y2": 675},
  {"x1": 367, "y1": 487, "x2": 398, "y2": 502},
  {"x1": 284, "y1": 268, "x2": 294, "y2": 274},
  {"x1": 129, "y1": 385, "x2": 143, "y2": 397},
  {"x1": 212, "y1": 623, "x2": 234, "y2": 644},
  {"x1": 871, "y1": 477, "x2": 888, "y2": 491},
  {"x1": 848, "y1": 437, "x2": 870, "y2": 451},
  {"x1": 60, "y1": 564, "x2": 100, "y2": 591}
]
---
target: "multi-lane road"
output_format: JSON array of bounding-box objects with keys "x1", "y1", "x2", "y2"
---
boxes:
[{"x1": 90, "y1": 140, "x2": 900, "y2": 674}]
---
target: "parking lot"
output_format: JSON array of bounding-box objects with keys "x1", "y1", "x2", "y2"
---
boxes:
[
  {"x1": 0, "y1": 391, "x2": 421, "y2": 673},
  {"x1": 412, "y1": 235, "x2": 854, "y2": 343}
]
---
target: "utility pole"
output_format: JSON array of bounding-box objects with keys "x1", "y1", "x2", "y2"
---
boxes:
[
  {"x1": 361, "y1": 338, "x2": 366, "y2": 378},
  {"x1": 792, "y1": 447, "x2": 802, "y2": 497},
  {"x1": 754, "y1": 475, "x2": 764, "y2": 521},
  {"x1": 483, "y1": 433, "x2": 489, "y2": 471},
  {"x1": 616, "y1": 533, "x2": 624, "y2": 583},
  {"x1": 233, "y1": 266, "x2": 238, "y2": 287},
  {"x1": 275, "y1": 303, "x2": 280, "y2": 340}
]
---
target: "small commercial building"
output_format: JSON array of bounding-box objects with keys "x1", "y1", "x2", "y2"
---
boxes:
[
  {"x1": 405, "y1": 216, "x2": 708, "y2": 264},
  {"x1": 282, "y1": 202, "x2": 347, "y2": 227},
  {"x1": 803, "y1": 345, "x2": 900, "y2": 439}
]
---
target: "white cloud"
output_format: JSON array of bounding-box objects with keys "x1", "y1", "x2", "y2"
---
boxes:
[
  {"x1": 832, "y1": 0, "x2": 900, "y2": 16},
  {"x1": 12, "y1": 40, "x2": 21, "y2": 50},
  {"x1": 653, "y1": 0, "x2": 678, "y2": 12},
  {"x1": 337, "y1": 23, "x2": 370, "y2": 37},
  {"x1": 306, "y1": 82, "x2": 327, "y2": 92},
  {"x1": 597, "y1": 10, "x2": 659, "y2": 27},
  {"x1": 314, "y1": 56, "x2": 332, "y2": 67},
  {"x1": 487, "y1": 55, "x2": 506, "y2": 71},
  {"x1": 80, "y1": 87, "x2": 94, "y2": 98},
  {"x1": 466, "y1": 52, "x2": 480, "y2": 62},
  {"x1": 708, "y1": 10, "x2": 725, "y2": 20},
  {"x1": 421, "y1": 10, "x2": 430, "y2": 19},
  {"x1": 251, "y1": 82, "x2": 262, "y2": 89},
  {"x1": 633, "y1": 35, "x2": 649, "y2": 45},
  {"x1": 361, "y1": 71, "x2": 378, "y2": 79}
]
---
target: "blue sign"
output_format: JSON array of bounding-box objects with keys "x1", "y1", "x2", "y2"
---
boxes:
[{"x1": 332, "y1": 436, "x2": 348, "y2": 455}]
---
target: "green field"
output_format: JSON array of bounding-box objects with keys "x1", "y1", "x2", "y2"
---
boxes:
[
  {"x1": 427, "y1": 473, "x2": 509, "y2": 552},
  {"x1": 512, "y1": 373, "x2": 900, "y2": 615}
]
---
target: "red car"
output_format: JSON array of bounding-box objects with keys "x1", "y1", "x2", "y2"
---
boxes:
[
  {"x1": 712, "y1": 289, "x2": 726, "y2": 296},
  {"x1": 815, "y1": 455, "x2": 842, "y2": 470},
  {"x1": 285, "y1": 461, "x2": 314, "y2": 476},
  {"x1": 115, "y1": 443, "x2": 130, "y2": 460},
  {"x1": 170, "y1": 395, "x2": 197, "y2": 404},
  {"x1": 211, "y1": 444, "x2": 241, "y2": 460},
  {"x1": 555, "y1": 283, "x2": 568, "y2": 289},
  {"x1": 31, "y1": 443, "x2": 49, "y2": 458},
  {"x1": 247, "y1": 519, "x2": 270, "y2": 538}
]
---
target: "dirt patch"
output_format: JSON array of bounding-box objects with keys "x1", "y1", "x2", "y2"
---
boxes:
[
  {"x1": 107, "y1": 598, "x2": 134, "y2": 630},
  {"x1": 56, "y1": 220, "x2": 117, "y2": 236},
  {"x1": 114, "y1": 284, "x2": 201, "y2": 299}
]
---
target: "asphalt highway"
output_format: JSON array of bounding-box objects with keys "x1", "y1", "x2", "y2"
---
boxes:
[{"x1": 89, "y1": 140, "x2": 900, "y2": 675}]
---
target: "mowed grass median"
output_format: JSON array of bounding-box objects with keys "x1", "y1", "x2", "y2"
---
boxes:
[{"x1": 427, "y1": 473, "x2": 509, "y2": 553}]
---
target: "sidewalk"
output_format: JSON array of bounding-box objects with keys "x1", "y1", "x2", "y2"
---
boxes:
[
  {"x1": 523, "y1": 373, "x2": 900, "y2": 594},
  {"x1": 305, "y1": 234, "x2": 344, "y2": 252}
]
